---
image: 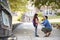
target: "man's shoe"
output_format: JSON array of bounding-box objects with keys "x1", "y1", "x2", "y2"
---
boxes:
[
  {"x1": 44, "y1": 33, "x2": 51, "y2": 37},
  {"x1": 44, "y1": 35, "x2": 48, "y2": 37}
]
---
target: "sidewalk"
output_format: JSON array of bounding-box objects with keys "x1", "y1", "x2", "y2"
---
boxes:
[
  {"x1": 49, "y1": 19, "x2": 60, "y2": 23},
  {"x1": 13, "y1": 22, "x2": 60, "y2": 40}
]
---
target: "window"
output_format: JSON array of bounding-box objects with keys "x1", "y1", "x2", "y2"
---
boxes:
[
  {"x1": 2, "y1": 11, "x2": 10, "y2": 26},
  {"x1": 46, "y1": 12, "x2": 48, "y2": 15},
  {"x1": 49, "y1": 13, "x2": 52, "y2": 15}
]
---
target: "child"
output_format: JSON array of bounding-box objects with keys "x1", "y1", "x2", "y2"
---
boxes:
[{"x1": 33, "y1": 13, "x2": 39, "y2": 37}]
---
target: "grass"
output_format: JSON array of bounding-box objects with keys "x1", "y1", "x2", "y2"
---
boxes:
[
  {"x1": 51, "y1": 22, "x2": 60, "y2": 25},
  {"x1": 48, "y1": 16, "x2": 60, "y2": 19}
]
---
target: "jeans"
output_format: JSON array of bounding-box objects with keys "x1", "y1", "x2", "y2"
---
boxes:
[{"x1": 34, "y1": 26, "x2": 38, "y2": 36}]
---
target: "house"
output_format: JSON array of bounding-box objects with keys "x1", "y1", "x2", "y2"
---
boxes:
[
  {"x1": 40, "y1": 5, "x2": 56, "y2": 16},
  {"x1": 22, "y1": 11, "x2": 35, "y2": 22},
  {"x1": 22, "y1": 1, "x2": 36, "y2": 22}
]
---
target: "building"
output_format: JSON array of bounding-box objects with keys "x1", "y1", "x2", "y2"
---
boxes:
[
  {"x1": 40, "y1": 5, "x2": 56, "y2": 16},
  {"x1": 22, "y1": 11, "x2": 35, "y2": 22},
  {"x1": 22, "y1": 1, "x2": 36, "y2": 22}
]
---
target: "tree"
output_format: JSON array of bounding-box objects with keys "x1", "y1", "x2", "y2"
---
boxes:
[
  {"x1": 31, "y1": 0, "x2": 60, "y2": 9},
  {"x1": 9, "y1": 0, "x2": 28, "y2": 12}
]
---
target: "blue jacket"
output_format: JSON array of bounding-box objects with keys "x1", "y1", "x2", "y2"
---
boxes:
[{"x1": 42, "y1": 19, "x2": 52, "y2": 29}]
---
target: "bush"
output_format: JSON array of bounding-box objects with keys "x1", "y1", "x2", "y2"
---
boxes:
[
  {"x1": 17, "y1": 18, "x2": 20, "y2": 21},
  {"x1": 17, "y1": 15, "x2": 22, "y2": 21},
  {"x1": 56, "y1": 13, "x2": 60, "y2": 16},
  {"x1": 51, "y1": 22, "x2": 60, "y2": 29},
  {"x1": 38, "y1": 12, "x2": 43, "y2": 17}
]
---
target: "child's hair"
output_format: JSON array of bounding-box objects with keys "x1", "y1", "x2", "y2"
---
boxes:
[
  {"x1": 33, "y1": 13, "x2": 38, "y2": 21},
  {"x1": 45, "y1": 16, "x2": 48, "y2": 19},
  {"x1": 34, "y1": 13, "x2": 38, "y2": 18}
]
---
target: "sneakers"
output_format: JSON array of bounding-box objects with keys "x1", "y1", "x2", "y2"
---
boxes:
[
  {"x1": 44, "y1": 32, "x2": 51, "y2": 37},
  {"x1": 35, "y1": 35, "x2": 39, "y2": 37},
  {"x1": 44, "y1": 35, "x2": 49, "y2": 37}
]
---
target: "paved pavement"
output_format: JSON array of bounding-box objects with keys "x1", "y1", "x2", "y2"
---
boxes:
[
  {"x1": 12, "y1": 18, "x2": 60, "y2": 24},
  {"x1": 13, "y1": 22, "x2": 60, "y2": 40},
  {"x1": 49, "y1": 19, "x2": 60, "y2": 23}
]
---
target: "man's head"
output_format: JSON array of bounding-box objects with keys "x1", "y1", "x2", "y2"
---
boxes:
[{"x1": 43, "y1": 16, "x2": 48, "y2": 20}]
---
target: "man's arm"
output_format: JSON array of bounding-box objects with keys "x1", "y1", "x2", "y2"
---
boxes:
[{"x1": 41, "y1": 20, "x2": 47, "y2": 26}]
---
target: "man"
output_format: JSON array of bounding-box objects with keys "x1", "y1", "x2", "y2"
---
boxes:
[{"x1": 41, "y1": 16, "x2": 52, "y2": 37}]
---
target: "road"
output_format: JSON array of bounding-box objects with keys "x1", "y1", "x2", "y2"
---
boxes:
[{"x1": 13, "y1": 22, "x2": 60, "y2": 40}]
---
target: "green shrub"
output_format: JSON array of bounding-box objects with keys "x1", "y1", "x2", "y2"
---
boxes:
[
  {"x1": 51, "y1": 22, "x2": 60, "y2": 29},
  {"x1": 56, "y1": 13, "x2": 60, "y2": 16},
  {"x1": 17, "y1": 18, "x2": 20, "y2": 21},
  {"x1": 38, "y1": 12, "x2": 43, "y2": 17}
]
